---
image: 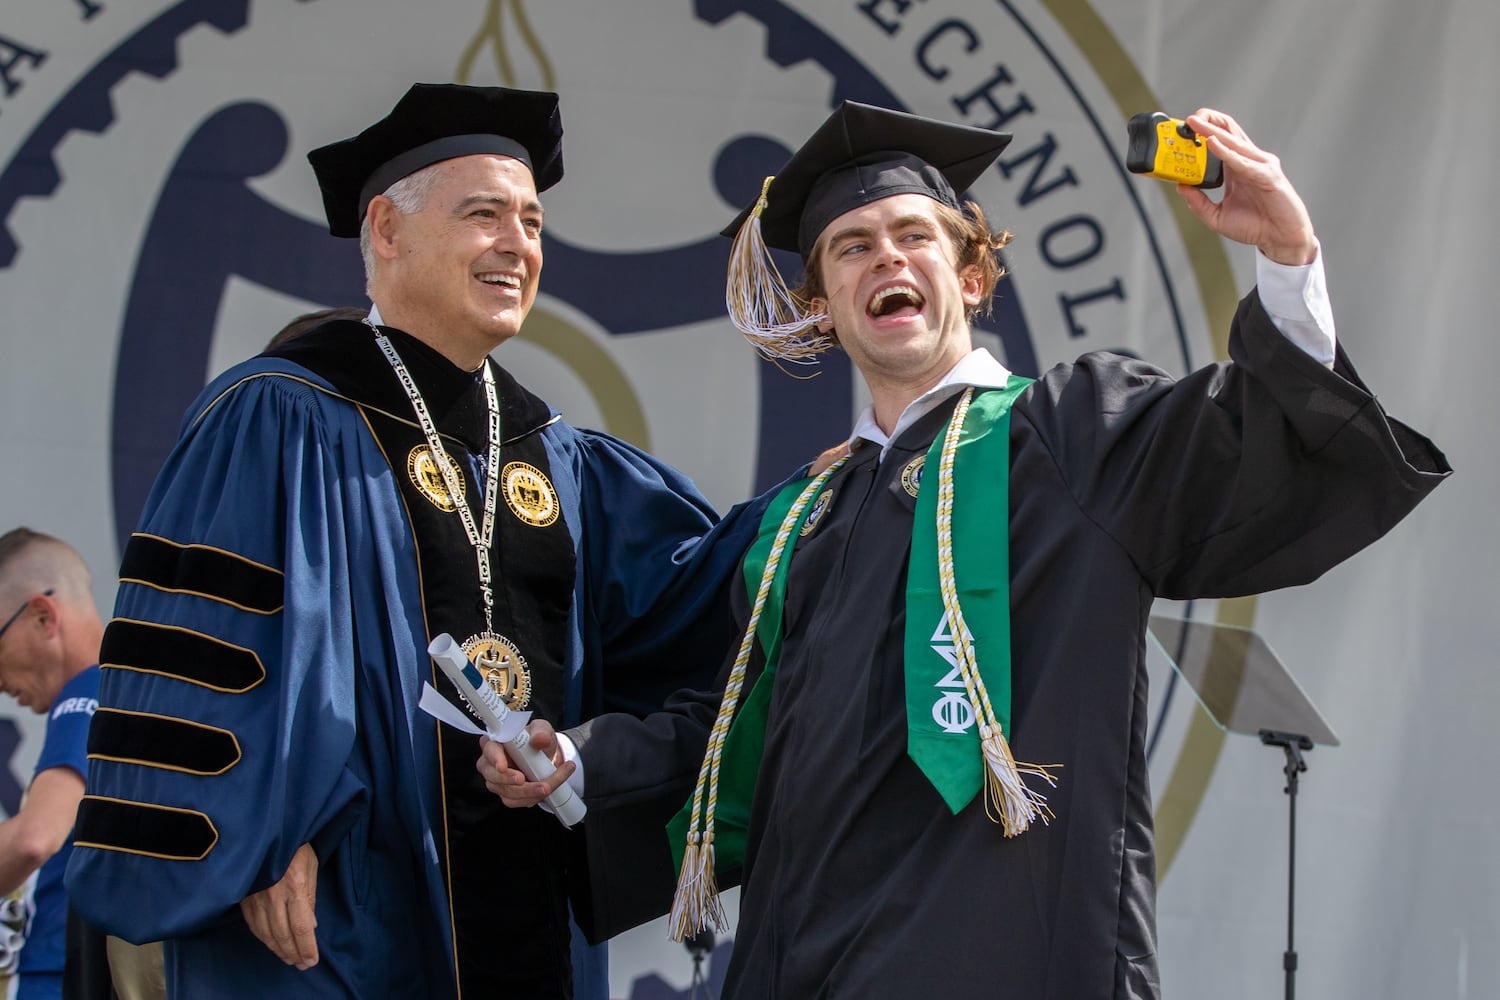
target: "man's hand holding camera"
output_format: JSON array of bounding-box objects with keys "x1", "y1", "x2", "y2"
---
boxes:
[{"x1": 1174, "y1": 108, "x2": 1319, "y2": 266}]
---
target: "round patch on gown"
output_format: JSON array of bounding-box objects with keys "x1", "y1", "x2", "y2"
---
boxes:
[
  {"x1": 461, "y1": 631, "x2": 532, "y2": 710},
  {"x1": 800, "y1": 487, "x2": 836, "y2": 537},
  {"x1": 900, "y1": 454, "x2": 926, "y2": 498},
  {"x1": 502, "y1": 462, "x2": 560, "y2": 527},
  {"x1": 407, "y1": 445, "x2": 465, "y2": 512}
]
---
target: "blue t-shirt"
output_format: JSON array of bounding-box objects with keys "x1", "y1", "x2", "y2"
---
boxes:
[{"x1": 16, "y1": 665, "x2": 98, "y2": 995}]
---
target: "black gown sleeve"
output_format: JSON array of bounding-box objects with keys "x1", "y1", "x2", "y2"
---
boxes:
[
  {"x1": 1019, "y1": 291, "x2": 1450, "y2": 598},
  {"x1": 566, "y1": 575, "x2": 758, "y2": 943}
]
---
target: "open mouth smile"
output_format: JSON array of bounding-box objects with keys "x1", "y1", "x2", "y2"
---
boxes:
[{"x1": 868, "y1": 284, "x2": 924, "y2": 318}]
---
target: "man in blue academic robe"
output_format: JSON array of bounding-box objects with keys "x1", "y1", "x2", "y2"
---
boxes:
[{"x1": 65, "y1": 83, "x2": 770, "y2": 998}]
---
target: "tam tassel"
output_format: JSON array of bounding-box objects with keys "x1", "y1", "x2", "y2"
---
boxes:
[{"x1": 725, "y1": 176, "x2": 831, "y2": 362}]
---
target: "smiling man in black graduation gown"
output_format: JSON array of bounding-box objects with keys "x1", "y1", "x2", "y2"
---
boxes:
[{"x1": 480, "y1": 103, "x2": 1450, "y2": 998}]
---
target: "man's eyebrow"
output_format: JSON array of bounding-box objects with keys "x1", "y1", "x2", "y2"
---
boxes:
[
  {"x1": 824, "y1": 224, "x2": 874, "y2": 249},
  {"x1": 890, "y1": 213, "x2": 939, "y2": 231},
  {"x1": 454, "y1": 193, "x2": 546, "y2": 219}
]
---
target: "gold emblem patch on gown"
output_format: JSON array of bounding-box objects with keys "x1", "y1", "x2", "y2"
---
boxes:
[
  {"x1": 799, "y1": 487, "x2": 836, "y2": 537},
  {"x1": 407, "y1": 445, "x2": 466, "y2": 512},
  {"x1": 901, "y1": 454, "x2": 925, "y2": 498},
  {"x1": 460, "y1": 631, "x2": 532, "y2": 710},
  {"x1": 502, "y1": 462, "x2": 560, "y2": 527}
]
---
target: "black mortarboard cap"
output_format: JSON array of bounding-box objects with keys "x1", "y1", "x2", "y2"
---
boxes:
[
  {"x1": 723, "y1": 101, "x2": 1012, "y2": 259},
  {"x1": 308, "y1": 83, "x2": 564, "y2": 238},
  {"x1": 722, "y1": 102, "x2": 1013, "y2": 360}
]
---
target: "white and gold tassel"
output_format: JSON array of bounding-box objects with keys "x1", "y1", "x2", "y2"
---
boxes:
[
  {"x1": 979, "y1": 722, "x2": 1058, "y2": 836},
  {"x1": 725, "y1": 176, "x2": 831, "y2": 362},
  {"x1": 669, "y1": 458, "x2": 847, "y2": 940}
]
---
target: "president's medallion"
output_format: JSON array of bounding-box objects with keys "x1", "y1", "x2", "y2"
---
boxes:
[{"x1": 461, "y1": 631, "x2": 532, "y2": 710}]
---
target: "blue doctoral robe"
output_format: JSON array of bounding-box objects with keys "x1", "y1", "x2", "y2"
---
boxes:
[{"x1": 65, "y1": 321, "x2": 769, "y2": 997}]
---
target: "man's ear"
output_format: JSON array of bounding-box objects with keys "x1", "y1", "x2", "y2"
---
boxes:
[
  {"x1": 958, "y1": 264, "x2": 983, "y2": 308},
  {"x1": 366, "y1": 197, "x2": 402, "y2": 261},
  {"x1": 33, "y1": 593, "x2": 60, "y2": 639},
  {"x1": 810, "y1": 296, "x2": 832, "y2": 333}
]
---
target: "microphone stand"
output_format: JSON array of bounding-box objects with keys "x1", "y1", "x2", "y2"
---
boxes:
[
  {"x1": 685, "y1": 928, "x2": 715, "y2": 1000},
  {"x1": 1259, "y1": 729, "x2": 1313, "y2": 1000}
]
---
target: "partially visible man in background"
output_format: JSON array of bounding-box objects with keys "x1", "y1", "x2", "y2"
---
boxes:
[{"x1": 0, "y1": 529, "x2": 101, "y2": 1000}]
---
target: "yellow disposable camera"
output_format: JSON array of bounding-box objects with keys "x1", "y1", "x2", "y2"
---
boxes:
[{"x1": 1125, "y1": 112, "x2": 1223, "y2": 188}]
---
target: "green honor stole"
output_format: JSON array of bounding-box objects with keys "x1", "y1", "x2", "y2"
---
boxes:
[{"x1": 667, "y1": 378, "x2": 1057, "y2": 939}]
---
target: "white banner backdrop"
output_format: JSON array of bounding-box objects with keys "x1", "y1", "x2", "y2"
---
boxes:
[{"x1": 0, "y1": 1, "x2": 1491, "y2": 997}]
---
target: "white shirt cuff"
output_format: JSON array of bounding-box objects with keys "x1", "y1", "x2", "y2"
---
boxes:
[
  {"x1": 534, "y1": 732, "x2": 584, "y2": 816},
  {"x1": 555, "y1": 731, "x2": 584, "y2": 797},
  {"x1": 1255, "y1": 245, "x2": 1337, "y2": 367}
]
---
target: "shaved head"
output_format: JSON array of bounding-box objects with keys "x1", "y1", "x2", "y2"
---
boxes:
[
  {"x1": 0, "y1": 528, "x2": 93, "y2": 608},
  {"x1": 0, "y1": 527, "x2": 103, "y2": 706}
]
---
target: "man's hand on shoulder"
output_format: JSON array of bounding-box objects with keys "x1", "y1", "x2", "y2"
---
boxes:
[{"x1": 810, "y1": 440, "x2": 852, "y2": 477}]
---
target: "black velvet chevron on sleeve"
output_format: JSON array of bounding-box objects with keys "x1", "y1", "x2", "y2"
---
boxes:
[
  {"x1": 73, "y1": 796, "x2": 219, "y2": 861},
  {"x1": 100, "y1": 620, "x2": 266, "y2": 693},
  {"x1": 119, "y1": 533, "x2": 284, "y2": 614},
  {"x1": 88, "y1": 708, "x2": 242, "y2": 776}
]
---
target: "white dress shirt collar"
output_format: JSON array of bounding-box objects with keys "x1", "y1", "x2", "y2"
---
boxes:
[{"x1": 850, "y1": 348, "x2": 1013, "y2": 459}]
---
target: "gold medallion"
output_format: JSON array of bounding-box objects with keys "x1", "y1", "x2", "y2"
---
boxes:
[
  {"x1": 502, "y1": 462, "x2": 560, "y2": 527},
  {"x1": 799, "y1": 487, "x2": 835, "y2": 537},
  {"x1": 900, "y1": 454, "x2": 925, "y2": 498},
  {"x1": 460, "y1": 631, "x2": 532, "y2": 710},
  {"x1": 407, "y1": 445, "x2": 466, "y2": 512}
]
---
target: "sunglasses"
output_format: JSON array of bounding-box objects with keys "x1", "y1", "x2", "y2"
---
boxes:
[{"x1": 0, "y1": 588, "x2": 53, "y2": 643}]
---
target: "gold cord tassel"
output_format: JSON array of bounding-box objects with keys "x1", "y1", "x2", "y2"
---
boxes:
[
  {"x1": 667, "y1": 830, "x2": 726, "y2": 941},
  {"x1": 666, "y1": 832, "x2": 701, "y2": 939},
  {"x1": 980, "y1": 723, "x2": 1058, "y2": 836},
  {"x1": 936, "y1": 389, "x2": 1060, "y2": 837},
  {"x1": 668, "y1": 460, "x2": 846, "y2": 941},
  {"x1": 725, "y1": 176, "x2": 831, "y2": 362}
]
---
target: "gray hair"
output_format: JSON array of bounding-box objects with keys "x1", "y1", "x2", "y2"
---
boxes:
[{"x1": 358, "y1": 162, "x2": 446, "y2": 294}]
